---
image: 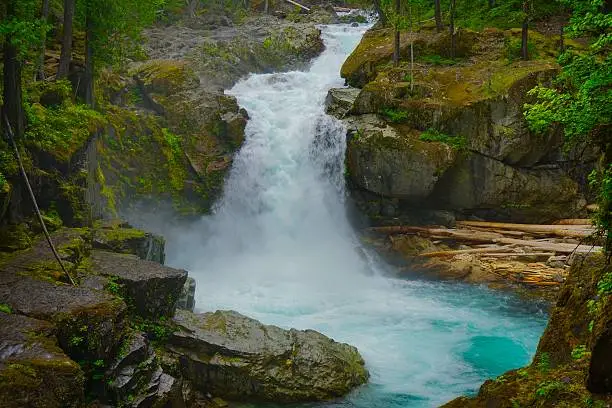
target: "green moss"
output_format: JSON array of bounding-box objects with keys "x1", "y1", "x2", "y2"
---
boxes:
[
  {"x1": 420, "y1": 128, "x2": 467, "y2": 150},
  {"x1": 0, "y1": 224, "x2": 33, "y2": 251},
  {"x1": 0, "y1": 303, "x2": 12, "y2": 314},
  {"x1": 135, "y1": 60, "x2": 197, "y2": 95},
  {"x1": 25, "y1": 99, "x2": 104, "y2": 162},
  {"x1": 381, "y1": 107, "x2": 409, "y2": 123}
]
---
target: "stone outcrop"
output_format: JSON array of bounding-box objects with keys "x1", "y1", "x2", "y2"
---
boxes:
[
  {"x1": 431, "y1": 154, "x2": 584, "y2": 223},
  {"x1": 93, "y1": 225, "x2": 166, "y2": 263},
  {"x1": 0, "y1": 226, "x2": 189, "y2": 406},
  {"x1": 92, "y1": 250, "x2": 187, "y2": 319},
  {"x1": 335, "y1": 26, "x2": 590, "y2": 224},
  {"x1": 168, "y1": 309, "x2": 369, "y2": 402},
  {"x1": 346, "y1": 115, "x2": 457, "y2": 202}
]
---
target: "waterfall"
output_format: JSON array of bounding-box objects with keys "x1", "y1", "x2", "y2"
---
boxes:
[{"x1": 168, "y1": 24, "x2": 548, "y2": 407}]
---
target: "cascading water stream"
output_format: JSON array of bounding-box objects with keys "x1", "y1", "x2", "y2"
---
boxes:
[{"x1": 166, "y1": 24, "x2": 548, "y2": 407}]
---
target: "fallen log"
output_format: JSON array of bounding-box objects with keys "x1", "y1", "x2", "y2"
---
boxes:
[
  {"x1": 479, "y1": 252, "x2": 555, "y2": 258},
  {"x1": 554, "y1": 219, "x2": 592, "y2": 225},
  {"x1": 371, "y1": 225, "x2": 504, "y2": 242},
  {"x1": 420, "y1": 246, "x2": 514, "y2": 257},
  {"x1": 494, "y1": 237, "x2": 601, "y2": 254},
  {"x1": 456, "y1": 221, "x2": 594, "y2": 238},
  {"x1": 284, "y1": 0, "x2": 310, "y2": 11}
]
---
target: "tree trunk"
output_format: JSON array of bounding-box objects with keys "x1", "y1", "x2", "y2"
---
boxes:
[
  {"x1": 264, "y1": 0, "x2": 269, "y2": 14},
  {"x1": 373, "y1": 0, "x2": 386, "y2": 26},
  {"x1": 2, "y1": 1, "x2": 25, "y2": 140},
  {"x1": 84, "y1": 13, "x2": 95, "y2": 108},
  {"x1": 393, "y1": 0, "x2": 400, "y2": 66},
  {"x1": 187, "y1": 0, "x2": 198, "y2": 17},
  {"x1": 488, "y1": 0, "x2": 495, "y2": 7},
  {"x1": 35, "y1": 0, "x2": 50, "y2": 81},
  {"x1": 409, "y1": 4, "x2": 414, "y2": 91},
  {"x1": 57, "y1": 0, "x2": 75, "y2": 79},
  {"x1": 434, "y1": 0, "x2": 443, "y2": 32},
  {"x1": 449, "y1": 0, "x2": 456, "y2": 58},
  {"x1": 521, "y1": 1, "x2": 529, "y2": 60},
  {"x1": 559, "y1": 24, "x2": 565, "y2": 54}
]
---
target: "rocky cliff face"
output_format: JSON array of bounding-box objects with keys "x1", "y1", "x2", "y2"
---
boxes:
[
  {"x1": 331, "y1": 27, "x2": 593, "y2": 224},
  {"x1": 93, "y1": 14, "x2": 327, "y2": 218},
  {"x1": 441, "y1": 254, "x2": 612, "y2": 407}
]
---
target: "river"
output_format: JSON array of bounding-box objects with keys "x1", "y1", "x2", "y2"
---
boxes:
[{"x1": 167, "y1": 23, "x2": 548, "y2": 407}]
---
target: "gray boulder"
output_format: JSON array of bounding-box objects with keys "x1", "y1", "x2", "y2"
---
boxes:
[
  {"x1": 432, "y1": 153, "x2": 586, "y2": 222},
  {"x1": 0, "y1": 273, "x2": 126, "y2": 363},
  {"x1": 325, "y1": 87, "x2": 360, "y2": 118},
  {"x1": 168, "y1": 310, "x2": 368, "y2": 402},
  {"x1": 92, "y1": 250, "x2": 187, "y2": 319},
  {"x1": 346, "y1": 115, "x2": 457, "y2": 202}
]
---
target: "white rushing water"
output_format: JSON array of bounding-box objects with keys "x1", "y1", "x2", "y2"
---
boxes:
[{"x1": 168, "y1": 24, "x2": 547, "y2": 407}]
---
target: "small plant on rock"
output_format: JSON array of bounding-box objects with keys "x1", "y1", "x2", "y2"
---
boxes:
[
  {"x1": 381, "y1": 107, "x2": 409, "y2": 123},
  {"x1": 571, "y1": 345, "x2": 589, "y2": 360},
  {"x1": 535, "y1": 380, "x2": 564, "y2": 399}
]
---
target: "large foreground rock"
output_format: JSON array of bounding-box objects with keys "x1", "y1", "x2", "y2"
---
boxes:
[
  {"x1": 0, "y1": 312, "x2": 84, "y2": 408},
  {"x1": 0, "y1": 273, "x2": 126, "y2": 363},
  {"x1": 168, "y1": 310, "x2": 369, "y2": 402}
]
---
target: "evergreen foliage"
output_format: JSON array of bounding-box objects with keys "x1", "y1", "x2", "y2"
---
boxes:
[{"x1": 524, "y1": 0, "x2": 612, "y2": 258}]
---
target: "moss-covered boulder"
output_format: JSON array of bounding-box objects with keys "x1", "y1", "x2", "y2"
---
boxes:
[
  {"x1": 341, "y1": 27, "x2": 479, "y2": 88},
  {"x1": 0, "y1": 273, "x2": 126, "y2": 363},
  {"x1": 346, "y1": 115, "x2": 457, "y2": 202},
  {"x1": 168, "y1": 310, "x2": 369, "y2": 402},
  {"x1": 92, "y1": 250, "x2": 187, "y2": 319},
  {"x1": 0, "y1": 312, "x2": 85, "y2": 408},
  {"x1": 93, "y1": 225, "x2": 165, "y2": 264}
]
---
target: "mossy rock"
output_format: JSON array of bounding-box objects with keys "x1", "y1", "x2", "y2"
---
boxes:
[
  {"x1": 92, "y1": 250, "x2": 187, "y2": 319},
  {"x1": 0, "y1": 313, "x2": 85, "y2": 408},
  {"x1": 134, "y1": 60, "x2": 199, "y2": 98},
  {"x1": 341, "y1": 27, "x2": 479, "y2": 88},
  {"x1": 346, "y1": 116, "x2": 457, "y2": 202},
  {"x1": 0, "y1": 272, "x2": 127, "y2": 363},
  {"x1": 169, "y1": 310, "x2": 369, "y2": 402},
  {"x1": 93, "y1": 225, "x2": 165, "y2": 264}
]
